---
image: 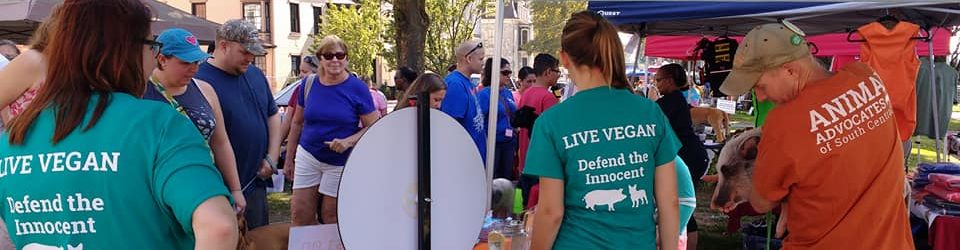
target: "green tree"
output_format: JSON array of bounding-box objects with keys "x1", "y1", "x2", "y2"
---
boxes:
[
  {"x1": 316, "y1": 1, "x2": 386, "y2": 77},
  {"x1": 525, "y1": 1, "x2": 586, "y2": 55},
  {"x1": 422, "y1": 0, "x2": 486, "y2": 74}
]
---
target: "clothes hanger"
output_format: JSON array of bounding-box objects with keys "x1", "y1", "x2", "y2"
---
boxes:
[{"x1": 846, "y1": 14, "x2": 931, "y2": 42}]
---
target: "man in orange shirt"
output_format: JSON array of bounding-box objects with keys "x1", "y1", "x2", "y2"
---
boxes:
[{"x1": 720, "y1": 22, "x2": 913, "y2": 249}]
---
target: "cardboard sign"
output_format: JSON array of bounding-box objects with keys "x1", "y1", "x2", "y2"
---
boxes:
[
  {"x1": 288, "y1": 224, "x2": 343, "y2": 250},
  {"x1": 716, "y1": 99, "x2": 737, "y2": 114}
]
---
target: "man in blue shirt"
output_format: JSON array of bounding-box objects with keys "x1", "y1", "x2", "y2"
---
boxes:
[
  {"x1": 195, "y1": 19, "x2": 282, "y2": 229},
  {"x1": 442, "y1": 40, "x2": 487, "y2": 161}
]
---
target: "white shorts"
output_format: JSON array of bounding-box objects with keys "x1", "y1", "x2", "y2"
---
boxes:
[{"x1": 293, "y1": 146, "x2": 343, "y2": 197}]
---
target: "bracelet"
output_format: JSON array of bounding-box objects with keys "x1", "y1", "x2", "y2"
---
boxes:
[
  {"x1": 230, "y1": 189, "x2": 242, "y2": 192},
  {"x1": 264, "y1": 157, "x2": 278, "y2": 172}
]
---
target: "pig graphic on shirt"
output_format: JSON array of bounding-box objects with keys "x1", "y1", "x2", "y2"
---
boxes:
[
  {"x1": 583, "y1": 189, "x2": 627, "y2": 211},
  {"x1": 22, "y1": 243, "x2": 83, "y2": 250}
]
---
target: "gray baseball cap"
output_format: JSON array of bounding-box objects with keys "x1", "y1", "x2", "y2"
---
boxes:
[{"x1": 217, "y1": 19, "x2": 267, "y2": 56}]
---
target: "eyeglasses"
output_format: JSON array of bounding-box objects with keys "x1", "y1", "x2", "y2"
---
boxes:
[
  {"x1": 550, "y1": 68, "x2": 562, "y2": 74},
  {"x1": 320, "y1": 52, "x2": 347, "y2": 61},
  {"x1": 466, "y1": 42, "x2": 483, "y2": 57},
  {"x1": 500, "y1": 70, "x2": 512, "y2": 76},
  {"x1": 143, "y1": 39, "x2": 163, "y2": 57}
]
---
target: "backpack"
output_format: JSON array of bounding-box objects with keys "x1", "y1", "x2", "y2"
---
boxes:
[{"x1": 301, "y1": 74, "x2": 318, "y2": 105}]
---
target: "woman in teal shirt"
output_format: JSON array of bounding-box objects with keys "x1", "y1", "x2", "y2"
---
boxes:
[
  {"x1": 524, "y1": 11, "x2": 681, "y2": 250},
  {"x1": 0, "y1": 0, "x2": 238, "y2": 249}
]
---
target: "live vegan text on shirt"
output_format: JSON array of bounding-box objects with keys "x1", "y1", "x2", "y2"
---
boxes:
[
  {"x1": 1, "y1": 151, "x2": 119, "y2": 238},
  {"x1": 563, "y1": 123, "x2": 658, "y2": 211}
]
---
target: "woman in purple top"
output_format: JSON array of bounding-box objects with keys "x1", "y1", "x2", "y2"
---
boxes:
[{"x1": 286, "y1": 35, "x2": 380, "y2": 226}]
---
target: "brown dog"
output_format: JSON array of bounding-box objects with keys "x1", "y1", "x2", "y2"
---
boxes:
[
  {"x1": 690, "y1": 107, "x2": 730, "y2": 142},
  {"x1": 238, "y1": 216, "x2": 292, "y2": 250}
]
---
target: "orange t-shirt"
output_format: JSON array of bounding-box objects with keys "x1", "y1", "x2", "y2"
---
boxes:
[
  {"x1": 858, "y1": 21, "x2": 921, "y2": 141},
  {"x1": 753, "y1": 62, "x2": 912, "y2": 249}
]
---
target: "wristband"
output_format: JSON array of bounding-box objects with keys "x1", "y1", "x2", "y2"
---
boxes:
[{"x1": 264, "y1": 157, "x2": 278, "y2": 172}]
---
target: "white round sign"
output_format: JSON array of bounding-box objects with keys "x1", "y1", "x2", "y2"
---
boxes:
[{"x1": 338, "y1": 108, "x2": 487, "y2": 250}]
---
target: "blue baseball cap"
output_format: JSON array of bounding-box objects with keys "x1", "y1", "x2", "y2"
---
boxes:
[{"x1": 156, "y1": 28, "x2": 209, "y2": 63}]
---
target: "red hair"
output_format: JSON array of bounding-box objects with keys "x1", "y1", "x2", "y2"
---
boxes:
[{"x1": 7, "y1": 0, "x2": 153, "y2": 144}]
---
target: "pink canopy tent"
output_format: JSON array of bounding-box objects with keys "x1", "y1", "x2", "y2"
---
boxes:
[{"x1": 644, "y1": 27, "x2": 952, "y2": 59}]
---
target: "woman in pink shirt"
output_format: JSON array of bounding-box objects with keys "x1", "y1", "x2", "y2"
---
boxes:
[
  {"x1": 514, "y1": 66, "x2": 535, "y2": 103},
  {"x1": 365, "y1": 77, "x2": 388, "y2": 116}
]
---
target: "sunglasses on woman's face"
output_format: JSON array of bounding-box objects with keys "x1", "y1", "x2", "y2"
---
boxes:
[
  {"x1": 320, "y1": 52, "x2": 347, "y2": 61},
  {"x1": 500, "y1": 70, "x2": 512, "y2": 76}
]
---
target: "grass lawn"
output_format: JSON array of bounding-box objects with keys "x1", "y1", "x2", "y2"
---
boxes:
[{"x1": 267, "y1": 183, "x2": 293, "y2": 223}]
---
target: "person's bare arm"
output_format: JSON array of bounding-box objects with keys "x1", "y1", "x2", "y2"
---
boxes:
[
  {"x1": 326, "y1": 112, "x2": 380, "y2": 153},
  {"x1": 0, "y1": 49, "x2": 45, "y2": 107},
  {"x1": 266, "y1": 112, "x2": 283, "y2": 166},
  {"x1": 0, "y1": 219, "x2": 13, "y2": 250},
  {"x1": 749, "y1": 188, "x2": 779, "y2": 213},
  {"x1": 284, "y1": 105, "x2": 304, "y2": 181},
  {"x1": 280, "y1": 107, "x2": 294, "y2": 144},
  {"x1": 654, "y1": 161, "x2": 679, "y2": 250},
  {"x1": 258, "y1": 112, "x2": 282, "y2": 179},
  {"x1": 196, "y1": 80, "x2": 245, "y2": 212},
  {"x1": 192, "y1": 196, "x2": 239, "y2": 250},
  {"x1": 529, "y1": 177, "x2": 564, "y2": 250}
]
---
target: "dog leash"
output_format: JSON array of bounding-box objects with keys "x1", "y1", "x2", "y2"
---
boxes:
[
  {"x1": 766, "y1": 211, "x2": 773, "y2": 250},
  {"x1": 241, "y1": 177, "x2": 258, "y2": 192}
]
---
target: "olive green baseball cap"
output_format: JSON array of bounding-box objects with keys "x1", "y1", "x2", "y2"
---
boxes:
[{"x1": 720, "y1": 22, "x2": 810, "y2": 96}]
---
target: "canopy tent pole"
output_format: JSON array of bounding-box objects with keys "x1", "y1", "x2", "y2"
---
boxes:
[
  {"x1": 644, "y1": 56, "x2": 650, "y2": 88},
  {"x1": 633, "y1": 33, "x2": 644, "y2": 85},
  {"x1": 927, "y1": 31, "x2": 942, "y2": 162},
  {"x1": 484, "y1": 0, "x2": 505, "y2": 213}
]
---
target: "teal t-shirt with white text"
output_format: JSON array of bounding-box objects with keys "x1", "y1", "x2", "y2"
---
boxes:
[
  {"x1": 523, "y1": 86, "x2": 681, "y2": 249},
  {"x1": 0, "y1": 93, "x2": 230, "y2": 249}
]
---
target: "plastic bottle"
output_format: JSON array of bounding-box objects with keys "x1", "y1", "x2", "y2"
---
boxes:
[
  {"x1": 507, "y1": 220, "x2": 528, "y2": 250},
  {"x1": 488, "y1": 230, "x2": 504, "y2": 250}
]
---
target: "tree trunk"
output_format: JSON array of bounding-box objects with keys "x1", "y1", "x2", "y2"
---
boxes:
[{"x1": 394, "y1": 0, "x2": 429, "y2": 73}]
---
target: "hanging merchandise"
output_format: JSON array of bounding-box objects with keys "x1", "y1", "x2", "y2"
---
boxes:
[
  {"x1": 697, "y1": 36, "x2": 739, "y2": 97},
  {"x1": 857, "y1": 21, "x2": 922, "y2": 142},
  {"x1": 915, "y1": 59, "x2": 959, "y2": 139}
]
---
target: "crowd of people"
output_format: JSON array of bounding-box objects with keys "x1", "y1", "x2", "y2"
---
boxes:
[{"x1": 0, "y1": 1, "x2": 918, "y2": 249}]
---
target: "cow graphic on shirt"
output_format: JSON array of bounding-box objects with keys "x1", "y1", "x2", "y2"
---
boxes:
[{"x1": 583, "y1": 188, "x2": 628, "y2": 211}]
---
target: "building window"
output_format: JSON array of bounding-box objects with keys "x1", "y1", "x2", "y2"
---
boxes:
[
  {"x1": 519, "y1": 27, "x2": 530, "y2": 50},
  {"x1": 264, "y1": 2, "x2": 272, "y2": 33},
  {"x1": 520, "y1": 56, "x2": 528, "y2": 67},
  {"x1": 191, "y1": 3, "x2": 206, "y2": 18},
  {"x1": 255, "y1": 55, "x2": 267, "y2": 70},
  {"x1": 313, "y1": 6, "x2": 323, "y2": 34},
  {"x1": 243, "y1": 3, "x2": 263, "y2": 30},
  {"x1": 291, "y1": 55, "x2": 302, "y2": 76},
  {"x1": 289, "y1": 3, "x2": 301, "y2": 33},
  {"x1": 243, "y1": 2, "x2": 271, "y2": 33}
]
